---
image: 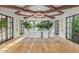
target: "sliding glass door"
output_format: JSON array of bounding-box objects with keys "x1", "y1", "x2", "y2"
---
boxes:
[
  {"x1": 66, "y1": 14, "x2": 79, "y2": 44},
  {"x1": 0, "y1": 14, "x2": 13, "y2": 43}
]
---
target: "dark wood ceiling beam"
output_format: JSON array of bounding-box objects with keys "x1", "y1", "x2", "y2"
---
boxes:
[
  {"x1": 48, "y1": 5, "x2": 64, "y2": 15},
  {"x1": 0, "y1": 5, "x2": 24, "y2": 10},
  {"x1": 43, "y1": 5, "x2": 79, "y2": 13},
  {"x1": 52, "y1": 5, "x2": 79, "y2": 11},
  {"x1": 0, "y1": 5, "x2": 78, "y2": 17},
  {"x1": 45, "y1": 5, "x2": 62, "y2": 13},
  {"x1": 45, "y1": 15, "x2": 55, "y2": 19},
  {"x1": 45, "y1": 5, "x2": 56, "y2": 9},
  {"x1": 0, "y1": 5, "x2": 36, "y2": 13},
  {"x1": 16, "y1": 11, "x2": 33, "y2": 16},
  {"x1": 0, "y1": 5, "x2": 78, "y2": 13},
  {"x1": 49, "y1": 5, "x2": 63, "y2": 12},
  {"x1": 47, "y1": 12, "x2": 63, "y2": 16},
  {"x1": 17, "y1": 13, "x2": 33, "y2": 19},
  {"x1": 45, "y1": 5, "x2": 64, "y2": 14},
  {"x1": 45, "y1": 11, "x2": 63, "y2": 18},
  {"x1": 16, "y1": 11, "x2": 55, "y2": 19},
  {"x1": 22, "y1": 5, "x2": 30, "y2": 8}
]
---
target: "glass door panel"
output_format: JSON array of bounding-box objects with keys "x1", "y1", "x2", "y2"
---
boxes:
[
  {"x1": 73, "y1": 15, "x2": 79, "y2": 44},
  {"x1": 55, "y1": 20, "x2": 59, "y2": 35},
  {"x1": 2, "y1": 36, "x2": 6, "y2": 41},
  {"x1": 1, "y1": 15, "x2": 7, "y2": 42},
  {"x1": 66, "y1": 16, "x2": 73, "y2": 41},
  {"x1": 66, "y1": 14, "x2": 79, "y2": 44},
  {"x1": 19, "y1": 20, "x2": 24, "y2": 35},
  {"x1": 0, "y1": 36, "x2": 1, "y2": 42},
  {"x1": 7, "y1": 17, "x2": 13, "y2": 39}
]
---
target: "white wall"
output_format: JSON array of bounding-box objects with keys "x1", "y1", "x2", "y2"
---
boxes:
[
  {"x1": 0, "y1": 7, "x2": 24, "y2": 38},
  {"x1": 54, "y1": 7, "x2": 79, "y2": 39}
]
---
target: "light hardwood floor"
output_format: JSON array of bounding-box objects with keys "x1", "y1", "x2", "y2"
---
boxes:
[{"x1": 0, "y1": 36, "x2": 79, "y2": 53}]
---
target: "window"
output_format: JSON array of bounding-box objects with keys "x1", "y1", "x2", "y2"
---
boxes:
[
  {"x1": 0, "y1": 14, "x2": 13, "y2": 44},
  {"x1": 29, "y1": 21, "x2": 39, "y2": 30},
  {"x1": 29, "y1": 21, "x2": 35, "y2": 30},
  {"x1": 7, "y1": 17, "x2": 14, "y2": 39},
  {"x1": 19, "y1": 20, "x2": 24, "y2": 35},
  {"x1": 55, "y1": 20, "x2": 59, "y2": 35}
]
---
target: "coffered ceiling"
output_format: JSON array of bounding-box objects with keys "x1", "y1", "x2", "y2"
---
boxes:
[{"x1": 0, "y1": 5, "x2": 78, "y2": 19}]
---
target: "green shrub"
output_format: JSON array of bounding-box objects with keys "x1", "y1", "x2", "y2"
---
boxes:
[
  {"x1": 0, "y1": 18, "x2": 6, "y2": 29},
  {"x1": 73, "y1": 16, "x2": 79, "y2": 33},
  {"x1": 23, "y1": 21, "x2": 32, "y2": 29},
  {"x1": 36, "y1": 21, "x2": 53, "y2": 30}
]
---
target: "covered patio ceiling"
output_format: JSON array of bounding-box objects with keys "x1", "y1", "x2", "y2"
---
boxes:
[{"x1": 0, "y1": 5, "x2": 78, "y2": 19}]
